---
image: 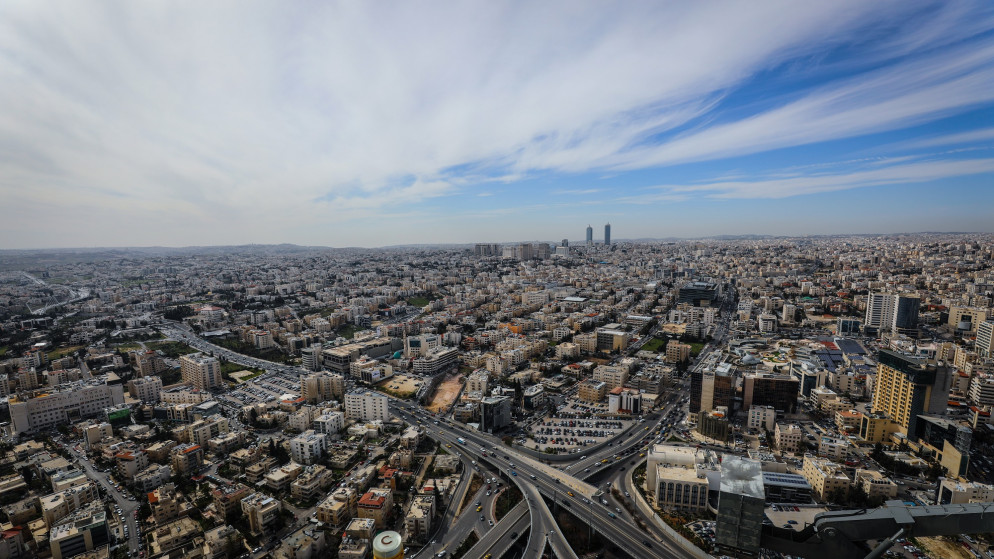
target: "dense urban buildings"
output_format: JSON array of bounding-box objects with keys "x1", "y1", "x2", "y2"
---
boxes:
[{"x1": 1, "y1": 233, "x2": 993, "y2": 559}]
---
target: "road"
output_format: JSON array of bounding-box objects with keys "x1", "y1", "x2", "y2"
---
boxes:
[
  {"x1": 22, "y1": 271, "x2": 91, "y2": 315},
  {"x1": 65, "y1": 443, "x2": 142, "y2": 553},
  {"x1": 393, "y1": 404, "x2": 696, "y2": 559}
]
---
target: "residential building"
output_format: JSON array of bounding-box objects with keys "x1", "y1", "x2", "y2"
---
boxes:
[
  {"x1": 357, "y1": 488, "x2": 393, "y2": 529},
  {"x1": 405, "y1": 494, "x2": 435, "y2": 543},
  {"x1": 213, "y1": 483, "x2": 251, "y2": 521},
  {"x1": 179, "y1": 353, "x2": 222, "y2": 391},
  {"x1": 313, "y1": 412, "x2": 345, "y2": 436},
  {"x1": 577, "y1": 379, "x2": 607, "y2": 403},
  {"x1": 344, "y1": 390, "x2": 390, "y2": 422},
  {"x1": 300, "y1": 371, "x2": 345, "y2": 404},
  {"x1": 853, "y1": 470, "x2": 898, "y2": 501},
  {"x1": 316, "y1": 486, "x2": 356, "y2": 529},
  {"x1": 148, "y1": 517, "x2": 201, "y2": 556},
  {"x1": 241, "y1": 493, "x2": 281, "y2": 536},
  {"x1": 774, "y1": 423, "x2": 802, "y2": 454},
  {"x1": 747, "y1": 406, "x2": 776, "y2": 431},
  {"x1": 128, "y1": 375, "x2": 163, "y2": 403},
  {"x1": 801, "y1": 456, "x2": 851, "y2": 502},
  {"x1": 291, "y1": 465, "x2": 334, "y2": 501},
  {"x1": 170, "y1": 443, "x2": 204, "y2": 475},
  {"x1": 290, "y1": 430, "x2": 327, "y2": 465},
  {"x1": 41, "y1": 482, "x2": 100, "y2": 527}
]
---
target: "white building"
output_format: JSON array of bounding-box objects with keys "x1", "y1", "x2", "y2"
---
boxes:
[
  {"x1": 412, "y1": 347, "x2": 459, "y2": 376},
  {"x1": 314, "y1": 412, "x2": 345, "y2": 436},
  {"x1": 345, "y1": 391, "x2": 390, "y2": 422},
  {"x1": 9, "y1": 380, "x2": 125, "y2": 434},
  {"x1": 747, "y1": 406, "x2": 776, "y2": 431},
  {"x1": 290, "y1": 430, "x2": 328, "y2": 465}
]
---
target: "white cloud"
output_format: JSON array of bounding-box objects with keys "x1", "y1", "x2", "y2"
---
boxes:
[
  {"x1": 648, "y1": 157, "x2": 994, "y2": 199},
  {"x1": 0, "y1": 1, "x2": 992, "y2": 246}
]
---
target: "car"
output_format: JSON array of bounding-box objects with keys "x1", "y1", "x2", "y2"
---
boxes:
[
  {"x1": 642, "y1": 540, "x2": 653, "y2": 548},
  {"x1": 480, "y1": 515, "x2": 485, "y2": 521},
  {"x1": 567, "y1": 491, "x2": 574, "y2": 497},
  {"x1": 608, "y1": 512, "x2": 616, "y2": 518},
  {"x1": 511, "y1": 471, "x2": 517, "y2": 476},
  {"x1": 510, "y1": 532, "x2": 518, "y2": 539},
  {"x1": 489, "y1": 520, "x2": 494, "y2": 526}
]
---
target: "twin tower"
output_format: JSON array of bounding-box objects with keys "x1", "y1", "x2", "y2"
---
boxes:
[{"x1": 586, "y1": 223, "x2": 611, "y2": 246}]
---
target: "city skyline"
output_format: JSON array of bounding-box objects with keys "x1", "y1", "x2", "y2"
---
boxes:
[{"x1": 2, "y1": 2, "x2": 994, "y2": 249}]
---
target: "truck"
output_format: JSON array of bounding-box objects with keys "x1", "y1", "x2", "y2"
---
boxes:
[{"x1": 457, "y1": 438, "x2": 467, "y2": 445}]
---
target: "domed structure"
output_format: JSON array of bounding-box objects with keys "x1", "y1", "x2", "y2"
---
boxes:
[{"x1": 372, "y1": 531, "x2": 403, "y2": 559}]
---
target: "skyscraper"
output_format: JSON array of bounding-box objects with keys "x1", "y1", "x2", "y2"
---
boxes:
[
  {"x1": 604, "y1": 223, "x2": 611, "y2": 245},
  {"x1": 586, "y1": 225, "x2": 593, "y2": 246},
  {"x1": 871, "y1": 350, "x2": 951, "y2": 440}
]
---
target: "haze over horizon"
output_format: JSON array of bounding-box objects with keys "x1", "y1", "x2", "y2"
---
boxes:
[{"x1": 2, "y1": 1, "x2": 994, "y2": 249}]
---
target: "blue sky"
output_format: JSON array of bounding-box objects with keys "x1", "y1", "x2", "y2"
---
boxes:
[{"x1": 1, "y1": 1, "x2": 993, "y2": 248}]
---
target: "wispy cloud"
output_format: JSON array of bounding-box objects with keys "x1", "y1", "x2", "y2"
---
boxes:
[
  {"x1": 0, "y1": 1, "x2": 992, "y2": 246},
  {"x1": 649, "y1": 157, "x2": 994, "y2": 199},
  {"x1": 553, "y1": 188, "x2": 602, "y2": 195}
]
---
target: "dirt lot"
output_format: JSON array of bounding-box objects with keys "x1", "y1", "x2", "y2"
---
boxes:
[
  {"x1": 426, "y1": 373, "x2": 464, "y2": 412},
  {"x1": 377, "y1": 373, "x2": 424, "y2": 398},
  {"x1": 916, "y1": 536, "x2": 971, "y2": 559}
]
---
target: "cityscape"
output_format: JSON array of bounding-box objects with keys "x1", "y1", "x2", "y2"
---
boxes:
[
  {"x1": 2, "y1": 232, "x2": 994, "y2": 559},
  {"x1": 2, "y1": 3, "x2": 994, "y2": 559}
]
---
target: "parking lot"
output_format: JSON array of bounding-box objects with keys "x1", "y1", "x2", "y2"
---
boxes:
[{"x1": 522, "y1": 409, "x2": 634, "y2": 452}]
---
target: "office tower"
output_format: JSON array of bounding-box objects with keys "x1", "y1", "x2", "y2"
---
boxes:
[
  {"x1": 690, "y1": 367, "x2": 733, "y2": 414},
  {"x1": 561, "y1": 238, "x2": 569, "y2": 247},
  {"x1": 678, "y1": 281, "x2": 719, "y2": 307},
  {"x1": 716, "y1": 456, "x2": 764, "y2": 557},
  {"x1": 586, "y1": 225, "x2": 593, "y2": 246},
  {"x1": 864, "y1": 293, "x2": 920, "y2": 335},
  {"x1": 742, "y1": 373, "x2": 799, "y2": 413},
  {"x1": 872, "y1": 350, "x2": 951, "y2": 440},
  {"x1": 977, "y1": 320, "x2": 994, "y2": 358},
  {"x1": 179, "y1": 353, "x2": 222, "y2": 391},
  {"x1": 604, "y1": 223, "x2": 611, "y2": 245}
]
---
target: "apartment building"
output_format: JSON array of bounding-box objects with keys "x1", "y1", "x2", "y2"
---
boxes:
[
  {"x1": 290, "y1": 430, "x2": 328, "y2": 465},
  {"x1": 241, "y1": 493, "x2": 281, "y2": 536},
  {"x1": 801, "y1": 456, "x2": 851, "y2": 501},
  {"x1": 179, "y1": 353, "x2": 222, "y2": 391},
  {"x1": 344, "y1": 390, "x2": 390, "y2": 422}
]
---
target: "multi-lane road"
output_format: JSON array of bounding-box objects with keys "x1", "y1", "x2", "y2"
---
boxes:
[{"x1": 64, "y1": 443, "x2": 142, "y2": 554}]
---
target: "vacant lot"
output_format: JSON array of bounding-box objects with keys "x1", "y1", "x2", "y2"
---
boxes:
[
  {"x1": 426, "y1": 373, "x2": 463, "y2": 412},
  {"x1": 378, "y1": 373, "x2": 424, "y2": 399}
]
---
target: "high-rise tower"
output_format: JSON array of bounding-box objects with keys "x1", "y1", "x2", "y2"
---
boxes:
[
  {"x1": 586, "y1": 225, "x2": 593, "y2": 246},
  {"x1": 604, "y1": 223, "x2": 611, "y2": 245}
]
